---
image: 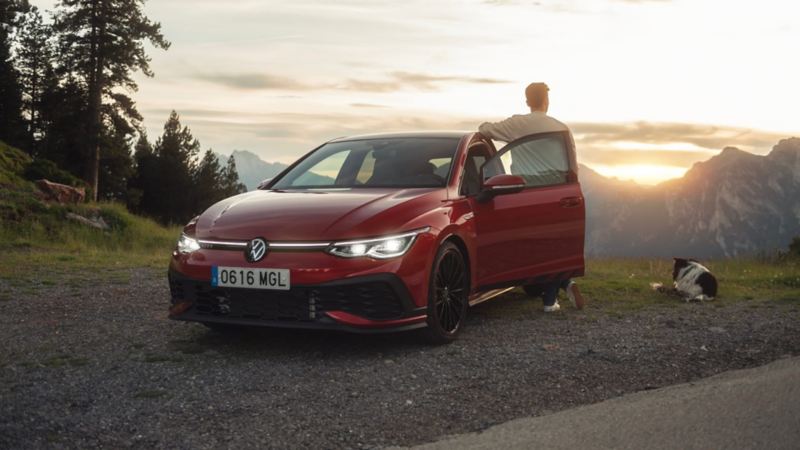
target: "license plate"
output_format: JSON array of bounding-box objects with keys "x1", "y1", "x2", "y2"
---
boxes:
[{"x1": 211, "y1": 266, "x2": 290, "y2": 290}]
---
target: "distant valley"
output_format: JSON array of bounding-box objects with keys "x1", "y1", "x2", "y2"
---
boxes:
[{"x1": 222, "y1": 138, "x2": 800, "y2": 258}]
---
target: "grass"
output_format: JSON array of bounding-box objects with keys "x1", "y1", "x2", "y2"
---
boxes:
[
  {"x1": 0, "y1": 139, "x2": 181, "y2": 282},
  {"x1": 473, "y1": 257, "x2": 800, "y2": 319},
  {"x1": 580, "y1": 258, "x2": 800, "y2": 312}
]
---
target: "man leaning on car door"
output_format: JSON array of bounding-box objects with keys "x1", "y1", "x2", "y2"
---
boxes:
[{"x1": 477, "y1": 82, "x2": 586, "y2": 312}]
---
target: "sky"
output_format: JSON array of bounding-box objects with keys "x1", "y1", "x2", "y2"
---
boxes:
[{"x1": 32, "y1": 0, "x2": 800, "y2": 184}]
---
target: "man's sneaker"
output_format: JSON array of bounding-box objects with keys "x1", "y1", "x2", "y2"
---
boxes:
[
  {"x1": 543, "y1": 302, "x2": 561, "y2": 313},
  {"x1": 565, "y1": 281, "x2": 586, "y2": 310}
]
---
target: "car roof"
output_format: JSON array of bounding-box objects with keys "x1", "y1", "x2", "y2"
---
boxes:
[{"x1": 328, "y1": 131, "x2": 472, "y2": 142}]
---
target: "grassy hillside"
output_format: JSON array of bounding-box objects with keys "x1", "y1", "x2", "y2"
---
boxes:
[{"x1": 0, "y1": 140, "x2": 180, "y2": 276}]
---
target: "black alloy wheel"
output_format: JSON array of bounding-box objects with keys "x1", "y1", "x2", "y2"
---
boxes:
[{"x1": 423, "y1": 241, "x2": 469, "y2": 344}]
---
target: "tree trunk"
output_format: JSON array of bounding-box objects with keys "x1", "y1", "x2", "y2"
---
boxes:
[
  {"x1": 29, "y1": 54, "x2": 38, "y2": 155},
  {"x1": 86, "y1": 0, "x2": 102, "y2": 202}
]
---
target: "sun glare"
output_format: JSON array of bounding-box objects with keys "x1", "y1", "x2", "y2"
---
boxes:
[
  {"x1": 590, "y1": 164, "x2": 688, "y2": 186},
  {"x1": 609, "y1": 141, "x2": 711, "y2": 153}
]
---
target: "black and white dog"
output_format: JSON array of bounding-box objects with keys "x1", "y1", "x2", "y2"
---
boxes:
[{"x1": 651, "y1": 258, "x2": 718, "y2": 301}]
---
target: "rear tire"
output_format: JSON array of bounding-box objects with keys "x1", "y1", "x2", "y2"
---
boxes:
[{"x1": 421, "y1": 241, "x2": 469, "y2": 345}]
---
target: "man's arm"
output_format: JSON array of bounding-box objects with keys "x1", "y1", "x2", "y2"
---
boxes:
[{"x1": 478, "y1": 116, "x2": 518, "y2": 142}]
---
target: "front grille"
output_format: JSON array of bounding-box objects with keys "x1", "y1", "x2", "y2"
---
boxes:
[{"x1": 169, "y1": 278, "x2": 405, "y2": 321}]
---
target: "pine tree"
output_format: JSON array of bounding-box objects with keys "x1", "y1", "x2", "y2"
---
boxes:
[
  {"x1": 0, "y1": 0, "x2": 29, "y2": 148},
  {"x1": 127, "y1": 131, "x2": 154, "y2": 210},
  {"x1": 97, "y1": 109, "x2": 134, "y2": 200},
  {"x1": 192, "y1": 149, "x2": 224, "y2": 212},
  {"x1": 221, "y1": 154, "x2": 247, "y2": 197},
  {"x1": 37, "y1": 76, "x2": 88, "y2": 174},
  {"x1": 14, "y1": 6, "x2": 54, "y2": 154},
  {"x1": 54, "y1": 0, "x2": 169, "y2": 200},
  {"x1": 150, "y1": 111, "x2": 199, "y2": 223}
]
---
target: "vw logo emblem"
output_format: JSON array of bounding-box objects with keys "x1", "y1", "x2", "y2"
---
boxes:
[{"x1": 245, "y1": 238, "x2": 268, "y2": 263}]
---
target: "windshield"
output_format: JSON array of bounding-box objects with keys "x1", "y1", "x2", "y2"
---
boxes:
[{"x1": 271, "y1": 137, "x2": 459, "y2": 189}]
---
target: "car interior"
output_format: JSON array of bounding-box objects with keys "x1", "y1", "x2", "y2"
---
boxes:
[{"x1": 274, "y1": 138, "x2": 460, "y2": 189}]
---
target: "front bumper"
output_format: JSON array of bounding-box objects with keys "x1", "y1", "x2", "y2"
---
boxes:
[{"x1": 168, "y1": 268, "x2": 428, "y2": 333}]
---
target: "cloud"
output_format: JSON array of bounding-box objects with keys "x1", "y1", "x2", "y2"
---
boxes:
[
  {"x1": 389, "y1": 71, "x2": 511, "y2": 89},
  {"x1": 569, "y1": 121, "x2": 788, "y2": 168},
  {"x1": 350, "y1": 103, "x2": 389, "y2": 108},
  {"x1": 483, "y1": 0, "x2": 667, "y2": 5},
  {"x1": 194, "y1": 73, "x2": 314, "y2": 90},
  {"x1": 194, "y1": 71, "x2": 511, "y2": 93},
  {"x1": 571, "y1": 121, "x2": 786, "y2": 152},
  {"x1": 141, "y1": 106, "x2": 791, "y2": 172}
]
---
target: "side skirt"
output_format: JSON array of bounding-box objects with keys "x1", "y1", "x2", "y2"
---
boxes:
[{"x1": 468, "y1": 287, "x2": 515, "y2": 307}]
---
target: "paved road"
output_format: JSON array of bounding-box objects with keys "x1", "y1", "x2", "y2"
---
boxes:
[{"x1": 408, "y1": 356, "x2": 800, "y2": 450}]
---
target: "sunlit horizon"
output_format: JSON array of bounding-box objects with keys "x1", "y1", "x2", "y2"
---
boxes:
[
  {"x1": 29, "y1": 0, "x2": 800, "y2": 185},
  {"x1": 589, "y1": 164, "x2": 688, "y2": 186}
]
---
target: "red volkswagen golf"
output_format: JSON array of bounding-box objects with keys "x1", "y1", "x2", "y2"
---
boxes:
[{"x1": 168, "y1": 131, "x2": 585, "y2": 343}]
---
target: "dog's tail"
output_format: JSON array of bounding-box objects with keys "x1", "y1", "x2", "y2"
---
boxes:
[{"x1": 650, "y1": 282, "x2": 666, "y2": 292}]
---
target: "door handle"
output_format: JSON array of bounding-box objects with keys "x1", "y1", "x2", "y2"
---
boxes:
[{"x1": 559, "y1": 197, "x2": 582, "y2": 208}]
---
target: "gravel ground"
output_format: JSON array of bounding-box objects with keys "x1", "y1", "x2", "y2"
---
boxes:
[{"x1": 1, "y1": 268, "x2": 799, "y2": 449}]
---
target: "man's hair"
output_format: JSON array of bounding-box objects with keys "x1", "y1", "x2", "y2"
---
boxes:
[{"x1": 525, "y1": 82, "x2": 549, "y2": 109}]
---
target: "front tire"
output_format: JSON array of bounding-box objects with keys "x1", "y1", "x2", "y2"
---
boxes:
[{"x1": 422, "y1": 241, "x2": 469, "y2": 344}]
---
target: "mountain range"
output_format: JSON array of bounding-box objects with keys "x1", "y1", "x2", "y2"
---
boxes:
[
  {"x1": 221, "y1": 138, "x2": 800, "y2": 258},
  {"x1": 581, "y1": 137, "x2": 800, "y2": 258},
  {"x1": 217, "y1": 150, "x2": 288, "y2": 191}
]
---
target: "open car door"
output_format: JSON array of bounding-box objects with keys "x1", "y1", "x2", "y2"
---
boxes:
[{"x1": 468, "y1": 130, "x2": 585, "y2": 290}]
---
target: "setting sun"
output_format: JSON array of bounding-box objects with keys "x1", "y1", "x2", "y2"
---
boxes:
[{"x1": 590, "y1": 164, "x2": 689, "y2": 185}]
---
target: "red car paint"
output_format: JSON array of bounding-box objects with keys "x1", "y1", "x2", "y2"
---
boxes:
[{"x1": 168, "y1": 131, "x2": 585, "y2": 333}]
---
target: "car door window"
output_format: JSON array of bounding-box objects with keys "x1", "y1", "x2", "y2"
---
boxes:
[
  {"x1": 482, "y1": 134, "x2": 569, "y2": 187},
  {"x1": 461, "y1": 146, "x2": 490, "y2": 196}
]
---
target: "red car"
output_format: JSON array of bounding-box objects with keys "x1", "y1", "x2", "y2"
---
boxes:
[{"x1": 168, "y1": 131, "x2": 585, "y2": 343}]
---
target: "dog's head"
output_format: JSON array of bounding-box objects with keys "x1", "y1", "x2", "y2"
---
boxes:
[{"x1": 672, "y1": 257, "x2": 696, "y2": 280}]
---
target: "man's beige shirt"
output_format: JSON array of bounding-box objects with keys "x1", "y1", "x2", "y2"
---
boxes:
[{"x1": 478, "y1": 111, "x2": 571, "y2": 142}]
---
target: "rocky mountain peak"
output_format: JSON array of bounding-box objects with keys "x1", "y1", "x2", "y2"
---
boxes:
[
  {"x1": 767, "y1": 137, "x2": 800, "y2": 163},
  {"x1": 683, "y1": 146, "x2": 761, "y2": 182},
  {"x1": 217, "y1": 150, "x2": 289, "y2": 190}
]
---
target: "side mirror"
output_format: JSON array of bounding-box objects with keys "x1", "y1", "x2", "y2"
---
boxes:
[
  {"x1": 257, "y1": 178, "x2": 273, "y2": 190},
  {"x1": 477, "y1": 174, "x2": 526, "y2": 202}
]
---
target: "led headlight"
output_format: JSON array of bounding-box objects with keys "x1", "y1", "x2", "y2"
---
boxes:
[
  {"x1": 177, "y1": 233, "x2": 201, "y2": 254},
  {"x1": 327, "y1": 227, "x2": 430, "y2": 259}
]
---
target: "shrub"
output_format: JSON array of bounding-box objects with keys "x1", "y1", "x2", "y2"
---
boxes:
[
  {"x1": 790, "y1": 236, "x2": 800, "y2": 258},
  {"x1": 23, "y1": 158, "x2": 87, "y2": 188}
]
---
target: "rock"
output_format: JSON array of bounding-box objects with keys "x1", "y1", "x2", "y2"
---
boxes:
[
  {"x1": 66, "y1": 212, "x2": 109, "y2": 230},
  {"x1": 35, "y1": 179, "x2": 85, "y2": 204},
  {"x1": 708, "y1": 326, "x2": 726, "y2": 333}
]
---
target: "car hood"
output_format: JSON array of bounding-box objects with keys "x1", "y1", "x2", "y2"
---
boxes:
[{"x1": 194, "y1": 188, "x2": 446, "y2": 241}]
